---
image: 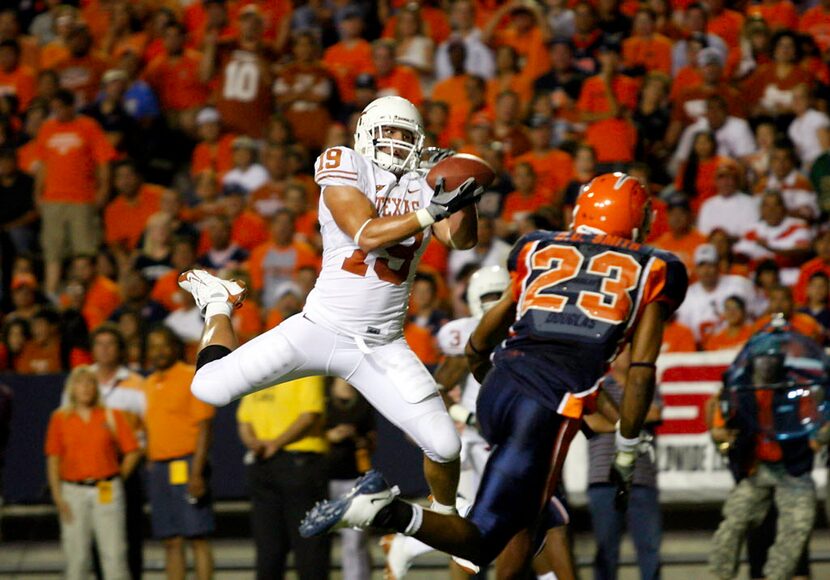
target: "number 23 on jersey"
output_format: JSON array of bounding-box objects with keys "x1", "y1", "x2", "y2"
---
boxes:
[{"x1": 518, "y1": 243, "x2": 643, "y2": 325}]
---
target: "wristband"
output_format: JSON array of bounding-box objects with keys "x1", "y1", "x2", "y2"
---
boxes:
[
  {"x1": 353, "y1": 218, "x2": 372, "y2": 246},
  {"x1": 449, "y1": 404, "x2": 473, "y2": 425},
  {"x1": 615, "y1": 425, "x2": 641, "y2": 453},
  {"x1": 415, "y1": 208, "x2": 435, "y2": 228}
]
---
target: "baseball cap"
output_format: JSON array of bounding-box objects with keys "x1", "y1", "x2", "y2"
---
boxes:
[
  {"x1": 354, "y1": 73, "x2": 377, "y2": 90},
  {"x1": 196, "y1": 107, "x2": 220, "y2": 126},
  {"x1": 232, "y1": 135, "x2": 258, "y2": 150},
  {"x1": 11, "y1": 273, "x2": 37, "y2": 290},
  {"x1": 694, "y1": 244, "x2": 718, "y2": 265},
  {"x1": 102, "y1": 69, "x2": 128, "y2": 84},
  {"x1": 666, "y1": 193, "x2": 691, "y2": 210},
  {"x1": 239, "y1": 4, "x2": 263, "y2": 19},
  {"x1": 340, "y1": 5, "x2": 362, "y2": 20},
  {"x1": 697, "y1": 47, "x2": 724, "y2": 68}
]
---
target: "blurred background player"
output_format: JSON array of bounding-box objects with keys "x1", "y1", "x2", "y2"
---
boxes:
[{"x1": 301, "y1": 172, "x2": 688, "y2": 575}]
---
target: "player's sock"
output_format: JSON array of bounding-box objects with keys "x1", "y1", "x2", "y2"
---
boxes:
[
  {"x1": 374, "y1": 500, "x2": 423, "y2": 535},
  {"x1": 196, "y1": 345, "x2": 232, "y2": 370},
  {"x1": 537, "y1": 573, "x2": 557, "y2": 580},
  {"x1": 205, "y1": 301, "x2": 233, "y2": 319},
  {"x1": 430, "y1": 498, "x2": 457, "y2": 515}
]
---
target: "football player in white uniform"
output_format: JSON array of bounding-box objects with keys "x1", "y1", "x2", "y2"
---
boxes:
[
  {"x1": 382, "y1": 267, "x2": 575, "y2": 579},
  {"x1": 178, "y1": 96, "x2": 483, "y2": 514}
]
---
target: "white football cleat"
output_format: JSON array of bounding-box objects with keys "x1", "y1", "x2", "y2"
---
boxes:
[
  {"x1": 381, "y1": 534, "x2": 412, "y2": 579},
  {"x1": 300, "y1": 470, "x2": 399, "y2": 538},
  {"x1": 177, "y1": 269, "x2": 247, "y2": 316}
]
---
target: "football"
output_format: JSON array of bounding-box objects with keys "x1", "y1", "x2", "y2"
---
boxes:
[{"x1": 426, "y1": 153, "x2": 496, "y2": 191}]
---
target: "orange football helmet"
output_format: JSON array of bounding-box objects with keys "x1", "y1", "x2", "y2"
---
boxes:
[{"x1": 570, "y1": 172, "x2": 652, "y2": 242}]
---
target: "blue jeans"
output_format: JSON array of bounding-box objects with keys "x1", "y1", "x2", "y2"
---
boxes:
[{"x1": 587, "y1": 483, "x2": 661, "y2": 580}]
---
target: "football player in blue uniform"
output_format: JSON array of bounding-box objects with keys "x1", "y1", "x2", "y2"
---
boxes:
[{"x1": 300, "y1": 173, "x2": 688, "y2": 574}]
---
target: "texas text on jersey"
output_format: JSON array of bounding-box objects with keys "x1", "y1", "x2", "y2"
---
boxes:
[{"x1": 497, "y1": 229, "x2": 688, "y2": 412}]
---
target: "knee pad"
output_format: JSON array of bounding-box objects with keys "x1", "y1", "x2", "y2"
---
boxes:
[
  {"x1": 418, "y1": 410, "x2": 462, "y2": 463},
  {"x1": 191, "y1": 361, "x2": 234, "y2": 407}
]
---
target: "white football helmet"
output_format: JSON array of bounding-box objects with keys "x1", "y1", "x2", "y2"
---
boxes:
[
  {"x1": 354, "y1": 96, "x2": 425, "y2": 175},
  {"x1": 467, "y1": 265, "x2": 510, "y2": 319}
]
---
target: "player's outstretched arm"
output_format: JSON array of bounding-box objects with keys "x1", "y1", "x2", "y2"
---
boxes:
[
  {"x1": 465, "y1": 289, "x2": 517, "y2": 383},
  {"x1": 618, "y1": 302, "x2": 663, "y2": 439},
  {"x1": 324, "y1": 185, "x2": 433, "y2": 253}
]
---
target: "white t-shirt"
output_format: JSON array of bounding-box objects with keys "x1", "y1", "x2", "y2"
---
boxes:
[
  {"x1": 676, "y1": 274, "x2": 755, "y2": 341},
  {"x1": 62, "y1": 365, "x2": 146, "y2": 418},
  {"x1": 435, "y1": 30, "x2": 495, "y2": 81},
  {"x1": 732, "y1": 216, "x2": 813, "y2": 286},
  {"x1": 789, "y1": 108, "x2": 830, "y2": 170},
  {"x1": 672, "y1": 116, "x2": 756, "y2": 174},
  {"x1": 304, "y1": 146, "x2": 434, "y2": 342},
  {"x1": 760, "y1": 170, "x2": 819, "y2": 219},
  {"x1": 222, "y1": 163, "x2": 270, "y2": 194},
  {"x1": 697, "y1": 192, "x2": 760, "y2": 238}
]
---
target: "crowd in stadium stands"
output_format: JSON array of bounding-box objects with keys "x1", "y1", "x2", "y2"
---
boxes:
[{"x1": 0, "y1": 0, "x2": 830, "y2": 577}]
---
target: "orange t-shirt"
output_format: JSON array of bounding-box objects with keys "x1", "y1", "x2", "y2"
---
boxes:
[
  {"x1": 0, "y1": 65, "x2": 36, "y2": 111},
  {"x1": 577, "y1": 75, "x2": 639, "y2": 163},
  {"x1": 152, "y1": 270, "x2": 186, "y2": 313},
  {"x1": 322, "y1": 40, "x2": 373, "y2": 104},
  {"x1": 17, "y1": 140, "x2": 38, "y2": 174},
  {"x1": 493, "y1": 27, "x2": 551, "y2": 82},
  {"x1": 669, "y1": 66, "x2": 702, "y2": 103},
  {"x1": 83, "y1": 275, "x2": 123, "y2": 330},
  {"x1": 40, "y1": 41, "x2": 70, "y2": 71},
  {"x1": 45, "y1": 407, "x2": 139, "y2": 481},
  {"x1": 707, "y1": 9, "x2": 745, "y2": 49},
  {"x1": 674, "y1": 156, "x2": 727, "y2": 212},
  {"x1": 622, "y1": 34, "x2": 673, "y2": 75},
  {"x1": 231, "y1": 210, "x2": 269, "y2": 252},
  {"x1": 405, "y1": 322, "x2": 439, "y2": 366},
  {"x1": 752, "y1": 313, "x2": 824, "y2": 343},
  {"x1": 510, "y1": 149, "x2": 574, "y2": 201},
  {"x1": 233, "y1": 301, "x2": 263, "y2": 344},
  {"x1": 15, "y1": 339, "x2": 62, "y2": 374},
  {"x1": 799, "y1": 6, "x2": 830, "y2": 51},
  {"x1": 486, "y1": 73, "x2": 533, "y2": 110},
  {"x1": 54, "y1": 54, "x2": 109, "y2": 108},
  {"x1": 144, "y1": 49, "x2": 210, "y2": 111},
  {"x1": 35, "y1": 116, "x2": 116, "y2": 204},
  {"x1": 662, "y1": 320, "x2": 698, "y2": 352},
  {"x1": 652, "y1": 229, "x2": 707, "y2": 277},
  {"x1": 742, "y1": 63, "x2": 813, "y2": 111},
  {"x1": 748, "y1": 1, "x2": 798, "y2": 31},
  {"x1": 381, "y1": 7, "x2": 451, "y2": 44},
  {"x1": 793, "y1": 257, "x2": 830, "y2": 305},
  {"x1": 501, "y1": 189, "x2": 551, "y2": 224},
  {"x1": 104, "y1": 185, "x2": 164, "y2": 250},
  {"x1": 375, "y1": 65, "x2": 423, "y2": 106},
  {"x1": 143, "y1": 362, "x2": 215, "y2": 461},
  {"x1": 703, "y1": 325, "x2": 754, "y2": 351},
  {"x1": 191, "y1": 133, "x2": 236, "y2": 178},
  {"x1": 247, "y1": 239, "x2": 319, "y2": 291}
]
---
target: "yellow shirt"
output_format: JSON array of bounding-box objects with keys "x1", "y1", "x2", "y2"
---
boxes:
[{"x1": 236, "y1": 377, "x2": 328, "y2": 454}]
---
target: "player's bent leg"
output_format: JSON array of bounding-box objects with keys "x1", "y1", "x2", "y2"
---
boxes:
[{"x1": 344, "y1": 339, "x2": 461, "y2": 505}]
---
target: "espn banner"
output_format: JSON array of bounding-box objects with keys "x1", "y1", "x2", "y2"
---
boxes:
[{"x1": 562, "y1": 351, "x2": 829, "y2": 504}]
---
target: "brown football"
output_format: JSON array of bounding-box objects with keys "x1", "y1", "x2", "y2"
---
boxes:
[{"x1": 426, "y1": 153, "x2": 496, "y2": 191}]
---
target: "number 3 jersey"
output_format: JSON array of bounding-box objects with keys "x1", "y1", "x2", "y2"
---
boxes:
[
  {"x1": 304, "y1": 146, "x2": 434, "y2": 342},
  {"x1": 495, "y1": 230, "x2": 688, "y2": 412}
]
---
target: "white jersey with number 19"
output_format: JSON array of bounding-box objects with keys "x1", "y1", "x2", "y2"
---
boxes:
[{"x1": 303, "y1": 146, "x2": 435, "y2": 342}]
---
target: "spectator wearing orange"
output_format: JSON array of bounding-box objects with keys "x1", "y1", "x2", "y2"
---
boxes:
[
  {"x1": 68, "y1": 255, "x2": 122, "y2": 332},
  {"x1": 799, "y1": 271, "x2": 830, "y2": 335},
  {"x1": 743, "y1": 30, "x2": 813, "y2": 119},
  {"x1": 190, "y1": 107, "x2": 235, "y2": 179},
  {"x1": 197, "y1": 214, "x2": 249, "y2": 271},
  {"x1": 499, "y1": 162, "x2": 549, "y2": 236},
  {"x1": 799, "y1": 0, "x2": 830, "y2": 54},
  {"x1": 483, "y1": 1, "x2": 551, "y2": 83},
  {"x1": 265, "y1": 281, "x2": 306, "y2": 329},
  {"x1": 754, "y1": 140, "x2": 819, "y2": 222},
  {"x1": 201, "y1": 5, "x2": 277, "y2": 138},
  {"x1": 661, "y1": 316, "x2": 698, "y2": 352},
  {"x1": 248, "y1": 209, "x2": 319, "y2": 309},
  {"x1": 706, "y1": 0, "x2": 745, "y2": 49},
  {"x1": 486, "y1": 45, "x2": 533, "y2": 111},
  {"x1": 669, "y1": 34, "x2": 705, "y2": 105},
  {"x1": 323, "y1": 8, "x2": 373, "y2": 105},
  {"x1": 143, "y1": 22, "x2": 210, "y2": 124},
  {"x1": 381, "y1": 0, "x2": 451, "y2": 45},
  {"x1": 370, "y1": 39, "x2": 423, "y2": 106},
  {"x1": 448, "y1": 76, "x2": 494, "y2": 149},
  {"x1": 394, "y1": 4, "x2": 436, "y2": 87},
  {"x1": 39, "y1": 5, "x2": 76, "y2": 70},
  {"x1": 456, "y1": 111, "x2": 494, "y2": 158},
  {"x1": 511, "y1": 115, "x2": 573, "y2": 202},
  {"x1": 675, "y1": 131, "x2": 727, "y2": 211},
  {"x1": 221, "y1": 137, "x2": 269, "y2": 196},
  {"x1": 0, "y1": 40, "x2": 35, "y2": 112},
  {"x1": 434, "y1": 0, "x2": 495, "y2": 81},
  {"x1": 152, "y1": 237, "x2": 198, "y2": 314},
  {"x1": 622, "y1": 8, "x2": 672, "y2": 76},
  {"x1": 577, "y1": 39, "x2": 639, "y2": 166},
  {"x1": 562, "y1": 144, "x2": 599, "y2": 224},
  {"x1": 17, "y1": 103, "x2": 48, "y2": 175},
  {"x1": 273, "y1": 31, "x2": 335, "y2": 151},
  {"x1": 491, "y1": 90, "x2": 531, "y2": 160},
  {"x1": 653, "y1": 194, "x2": 707, "y2": 277},
  {"x1": 15, "y1": 308, "x2": 63, "y2": 374},
  {"x1": 793, "y1": 229, "x2": 830, "y2": 305},
  {"x1": 54, "y1": 24, "x2": 108, "y2": 109},
  {"x1": 46, "y1": 366, "x2": 140, "y2": 580},
  {"x1": 281, "y1": 183, "x2": 320, "y2": 251},
  {"x1": 104, "y1": 160, "x2": 165, "y2": 266},
  {"x1": 223, "y1": 187, "x2": 269, "y2": 252},
  {"x1": 752, "y1": 286, "x2": 825, "y2": 343},
  {"x1": 433, "y1": 41, "x2": 475, "y2": 128},
  {"x1": 34, "y1": 90, "x2": 116, "y2": 296},
  {"x1": 746, "y1": 121, "x2": 778, "y2": 182},
  {"x1": 143, "y1": 327, "x2": 215, "y2": 580},
  {"x1": 7, "y1": 273, "x2": 40, "y2": 322},
  {"x1": 703, "y1": 296, "x2": 754, "y2": 351},
  {"x1": 747, "y1": 0, "x2": 798, "y2": 31},
  {"x1": 248, "y1": 144, "x2": 291, "y2": 220}
]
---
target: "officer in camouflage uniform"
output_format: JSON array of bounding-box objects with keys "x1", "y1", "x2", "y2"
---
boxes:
[{"x1": 708, "y1": 321, "x2": 828, "y2": 580}]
